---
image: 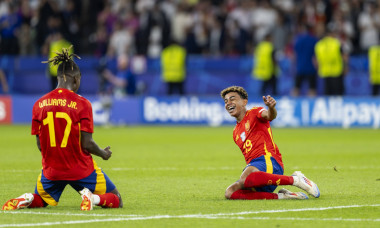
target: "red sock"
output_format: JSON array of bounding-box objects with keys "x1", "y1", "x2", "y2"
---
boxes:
[
  {"x1": 28, "y1": 194, "x2": 47, "y2": 208},
  {"x1": 244, "y1": 171, "x2": 293, "y2": 188},
  {"x1": 230, "y1": 190, "x2": 278, "y2": 200},
  {"x1": 98, "y1": 193, "x2": 120, "y2": 208}
]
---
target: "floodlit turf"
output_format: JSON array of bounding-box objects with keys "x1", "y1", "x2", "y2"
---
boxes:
[{"x1": 0, "y1": 125, "x2": 379, "y2": 227}]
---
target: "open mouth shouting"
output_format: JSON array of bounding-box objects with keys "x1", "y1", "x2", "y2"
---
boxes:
[{"x1": 227, "y1": 105, "x2": 236, "y2": 114}]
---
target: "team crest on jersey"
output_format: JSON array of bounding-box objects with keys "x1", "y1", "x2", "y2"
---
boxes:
[
  {"x1": 245, "y1": 120, "x2": 250, "y2": 132},
  {"x1": 240, "y1": 132, "x2": 246, "y2": 142}
]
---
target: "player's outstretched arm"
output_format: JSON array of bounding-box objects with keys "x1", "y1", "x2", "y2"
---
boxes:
[
  {"x1": 261, "y1": 95, "x2": 277, "y2": 121},
  {"x1": 81, "y1": 131, "x2": 112, "y2": 160}
]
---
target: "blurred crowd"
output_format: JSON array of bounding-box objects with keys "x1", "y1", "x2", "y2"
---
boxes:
[
  {"x1": 0, "y1": 0, "x2": 379, "y2": 58},
  {"x1": 1, "y1": 0, "x2": 380, "y2": 97}
]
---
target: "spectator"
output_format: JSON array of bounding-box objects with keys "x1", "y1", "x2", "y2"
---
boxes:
[
  {"x1": 347, "y1": 0, "x2": 362, "y2": 55},
  {"x1": 208, "y1": 14, "x2": 224, "y2": 56},
  {"x1": 61, "y1": 0, "x2": 81, "y2": 52},
  {"x1": 0, "y1": 2, "x2": 21, "y2": 55},
  {"x1": 191, "y1": 1, "x2": 212, "y2": 55},
  {"x1": 44, "y1": 31, "x2": 72, "y2": 90},
  {"x1": 292, "y1": 24, "x2": 318, "y2": 97},
  {"x1": 147, "y1": 2, "x2": 171, "y2": 57},
  {"x1": 0, "y1": 0, "x2": 9, "y2": 18},
  {"x1": 35, "y1": 0, "x2": 60, "y2": 55},
  {"x1": 252, "y1": 33, "x2": 279, "y2": 96},
  {"x1": 106, "y1": 20, "x2": 134, "y2": 57},
  {"x1": 314, "y1": 26, "x2": 347, "y2": 96},
  {"x1": 184, "y1": 19, "x2": 201, "y2": 55},
  {"x1": 271, "y1": 10, "x2": 291, "y2": 54},
  {"x1": 134, "y1": 0, "x2": 170, "y2": 57},
  {"x1": 97, "y1": 2, "x2": 118, "y2": 36},
  {"x1": 251, "y1": 0, "x2": 277, "y2": 44},
  {"x1": 134, "y1": 1, "x2": 152, "y2": 56},
  {"x1": 18, "y1": 0, "x2": 34, "y2": 55},
  {"x1": 295, "y1": 0, "x2": 317, "y2": 28},
  {"x1": 83, "y1": 0, "x2": 105, "y2": 51},
  {"x1": 329, "y1": 9, "x2": 354, "y2": 54},
  {"x1": 225, "y1": 0, "x2": 253, "y2": 54},
  {"x1": 171, "y1": 2, "x2": 193, "y2": 45},
  {"x1": 368, "y1": 45, "x2": 380, "y2": 96},
  {"x1": 2, "y1": 0, "x2": 380, "y2": 62},
  {"x1": 161, "y1": 40, "x2": 187, "y2": 95},
  {"x1": 90, "y1": 23, "x2": 109, "y2": 58},
  {"x1": 101, "y1": 54, "x2": 137, "y2": 97},
  {"x1": 358, "y1": 1, "x2": 380, "y2": 53},
  {"x1": 18, "y1": 21, "x2": 34, "y2": 55}
]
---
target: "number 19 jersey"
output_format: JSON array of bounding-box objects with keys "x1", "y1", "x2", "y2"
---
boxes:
[
  {"x1": 232, "y1": 107, "x2": 283, "y2": 169},
  {"x1": 31, "y1": 88, "x2": 94, "y2": 181}
]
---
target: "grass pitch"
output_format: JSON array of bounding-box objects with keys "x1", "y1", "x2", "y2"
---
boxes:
[{"x1": 0, "y1": 125, "x2": 379, "y2": 227}]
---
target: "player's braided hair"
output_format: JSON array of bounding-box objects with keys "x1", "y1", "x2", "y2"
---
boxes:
[
  {"x1": 220, "y1": 86, "x2": 248, "y2": 100},
  {"x1": 42, "y1": 45, "x2": 81, "y2": 82}
]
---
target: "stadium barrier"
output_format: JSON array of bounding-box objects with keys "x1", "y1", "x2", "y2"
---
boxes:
[
  {"x1": 0, "y1": 55, "x2": 371, "y2": 96},
  {"x1": 3, "y1": 95, "x2": 380, "y2": 128}
]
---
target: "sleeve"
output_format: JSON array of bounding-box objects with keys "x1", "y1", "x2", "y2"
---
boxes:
[
  {"x1": 253, "y1": 107, "x2": 268, "y2": 122},
  {"x1": 79, "y1": 99, "x2": 94, "y2": 133},
  {"x1": 31, "y1": 103, "x2": 41, "y2": 135}
]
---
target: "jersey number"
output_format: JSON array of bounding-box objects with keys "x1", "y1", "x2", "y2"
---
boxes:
[
  {"x1": 243, "y1": 139, "x2": 252, "y2": 154},
  {"x1": 43, "y1": 111, "x2": 72, "y2": 148}
]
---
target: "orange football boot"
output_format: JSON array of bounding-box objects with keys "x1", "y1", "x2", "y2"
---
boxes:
[
  {"x1": 2, "y1": 193, "x2": 34, "y2": 210},
  {"x1": 80, "y1": 188, "x2": 94, "y2": 211}
]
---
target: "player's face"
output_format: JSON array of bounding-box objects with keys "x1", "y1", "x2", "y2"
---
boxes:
[{"x1": 224, "y1": 92, "x2": 247, "y2": 118}]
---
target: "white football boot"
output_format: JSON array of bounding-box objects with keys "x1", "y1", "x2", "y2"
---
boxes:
[
  {"x1": 278, "y1": 188, "x2": 308, "y2": 200},
  {"x1": 292, "y1": 171, "x2": 320, "y2": 198}
]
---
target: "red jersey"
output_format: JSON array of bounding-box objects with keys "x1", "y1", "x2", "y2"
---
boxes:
[
  {"x1": 232, "y1": 107, "x2": 283, "y2": 168},
  {"x1": 31, "y1": 88, "x2": 94, "y2": 181}
]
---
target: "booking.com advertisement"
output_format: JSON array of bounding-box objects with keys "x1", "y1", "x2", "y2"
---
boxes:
[
  {"x1": 5, "y1": 95, "x2": 380, "y2": 129},
  {"x1": 138, "y1": 96, "x2": 380, "y2": 128}
]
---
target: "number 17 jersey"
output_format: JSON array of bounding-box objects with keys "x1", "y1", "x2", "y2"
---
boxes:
[{"x1": 31, "y1": 88, "x2": 94, "y2": 181}]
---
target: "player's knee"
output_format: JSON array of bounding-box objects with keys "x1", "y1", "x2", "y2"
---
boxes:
[
  {"x1": 117, "y1": 195, "x2": 123, "y2": 208},
  {"x1": 114, "y1": 192, "x2": 123, "y2": 208},
  {"x1": 110, "y1": 189, "x2": 123, "y2": 208}
]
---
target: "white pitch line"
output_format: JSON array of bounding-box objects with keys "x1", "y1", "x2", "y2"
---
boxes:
[
  {"x1": 2, "y1": 204, "x2": 379, "y2": 217},
  {"x1": 205, "y1": 204, "x2": 380, "y2": 217},
  {"x1": 1, "y1": 204, "x2": 379, "y2": 227},
  {"x1": 2, "y1": 211, "x2": 142, "y2": 217},
  {"x1": 218, "y1": 216, "x2": 380, "y2": 222},
  {"x1": 0, "y1": 215, "x2": 379, "y2": 227}
]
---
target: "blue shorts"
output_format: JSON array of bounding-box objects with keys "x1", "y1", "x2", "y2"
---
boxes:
[
  {"x1": 34, "y1": 162, "x2": 116, "y2": 206},
  {"x1": 244, "y1": 155, "x2": 284, "y2": 193}
]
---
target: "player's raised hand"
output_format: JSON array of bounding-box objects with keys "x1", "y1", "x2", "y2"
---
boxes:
[
  {"x1": 102, "y1": 146, "x2": 112, "y2": 160},
  {"x1": 263, "y1": 95, "x2": 276, "y2": 108}
]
